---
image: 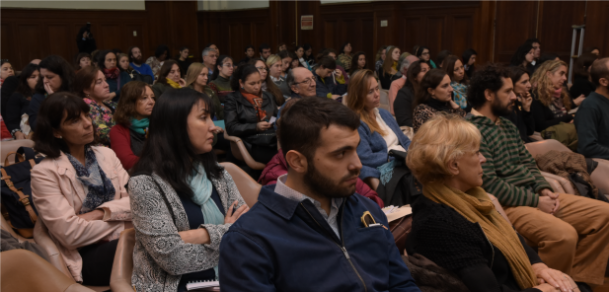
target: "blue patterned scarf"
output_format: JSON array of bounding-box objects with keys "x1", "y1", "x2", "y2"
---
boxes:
[
  {"x1": 66, "y1": 147, "x2": 116, "y2": 214},
  {"x1": 451, "y1": 81, "x2": 469, "y2": 109}
]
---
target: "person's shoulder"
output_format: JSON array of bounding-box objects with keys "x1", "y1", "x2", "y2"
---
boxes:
[{"x1": 92, "y1": 146, "x2": 120, "y2": 161}]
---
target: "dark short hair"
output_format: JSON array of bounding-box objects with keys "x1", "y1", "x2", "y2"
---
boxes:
[
  {"x1": 128, "y1": 46, "x2": 140, "y2": 62},
  {"x1": 278, "y1": 97, "x2": 360, "y2": 161},
  {"x1": 414, "y1": 69, "x2": 448, "y2": 107},
  {"x1": 339, "y1": 42, "x2": 351, "y2": 54},
  {"x1": 114, "y1": 81, "x2": 152, "y2": 127},
  {"x1": 96, "y1": 50, "x2": 116, "y2": 70},
  {"x1": 157, "y1": 60, "x2": 179, "y2": 85},
  {"x1": 244, "y1": 45, "x2": 254, "y2": 52},
  {"x1": 524, "y1": 38, "x2": 541, "y2": 46},
  {"x1": 462, "y1": 48, "x2": 477, "y2": 65},
  {"x1": 259, "y1": 43, "x2": 270, "y2": 52},
  {"x1": 36, "y1": 55, "x2": 75, "y2": 94},
  {"x1": 317, "y1": 56, "x2": 336, "y2": 70},
  {"x1": 415, "y1": 46, "x2": 429, "y2": 58},
  {"x1": 467, "y1": 64, "x2": 511, "y2": 109},
  {"x1": 231, "y1": 64, "x2": 260, "y2": 91},
  {"x1": 573, "y1": 53, "x2": 597, "y2": 78},
  {"x1": 155, "y1": 45, "x2": 169, "y2": 59},
  {"x1": 435, "y1": 50, "x2": 452, "y2": 68},
  {"x1": 131, "y1": 88, "x2": 222, "y2": 199},
  {"x1": 286, "y1": 69, "x2": 296, "y2": 89},
  {"x1": 278, "y1": 50, "x2": 290, "y2": 59},
  {"x1": 590, "y1": 57, "x2": 609, "y2": 87},
  {"x1": 405, "y1": 60, "x2": 428, "y2": 93},
  {"x1": 33, "y1": 92, "x2": 97, "y2": 158},
  {"x1": 16, "y1": 63, "x2": 39, "y2": 97},
  {"x1": 74, "y1": 52, "x2": 92, "y2": 70}
]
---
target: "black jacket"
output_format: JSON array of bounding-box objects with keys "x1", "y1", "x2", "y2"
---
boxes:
[
  {"x1": 530, "y1": 98, "x2": 573, "y2": 132},
  {"x1": 224, "y1": 90, "x2": 277, "y2": 148},
  {"x1": 569, "y1": 76, "x2": 596, "y2": 100},
  {"x1": 394, "y1": 86, "x2": 415, "y2": 127},
  {"x1": 4, "y1": 92, "x2": 30, "y2": 134},
  {"x1": 407, "y1": 196, "x2": 542, "y2": 292},
  {"x1": 505, "y1": 101, "x2": 535, "y2": 143},
  {"x1": 76, "y1": 26, "x2": 96, "y2": 54}
]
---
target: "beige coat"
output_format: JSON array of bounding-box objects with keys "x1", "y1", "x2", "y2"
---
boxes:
[{"x1": 31, "y1": 146, "x2": 131, "y2": 282}]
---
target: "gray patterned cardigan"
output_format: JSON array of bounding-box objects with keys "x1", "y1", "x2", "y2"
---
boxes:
[{"x1": 128, "y1": 169, "x2": 246, "y2": 292}]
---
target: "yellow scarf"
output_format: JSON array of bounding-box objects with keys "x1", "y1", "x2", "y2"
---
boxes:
[
  {"x1": 392, "y1": 61, "x2": 398, "y2": 71},
  {"x1": 166, "y1": 78, "x2": 181, "y2": 89},
  {"x1": 424, "y1": 184, "x2": 537, "y2": 289}
]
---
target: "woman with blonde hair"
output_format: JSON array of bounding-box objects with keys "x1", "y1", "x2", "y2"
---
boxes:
[
  {"x1": 406, "y1": 113, "x2": 577, "y2": 292},
  {"x1": 185, "y1": 62, "x2": 223, "y2": 120},
  {"x1": 266, "y1": 54, "x2": 290, "y2": 97},
  {"x1": 529, "y1": 60, "x2": 573, "y2": 132},
  {"x1": 346, "y1": 69, "x2": 411, "y2": 186},
  {"x1": 378, "y1": 46, "x2": 401, "y2": 89}
]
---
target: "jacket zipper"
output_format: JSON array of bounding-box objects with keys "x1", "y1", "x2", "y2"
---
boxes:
[{"x1": 300, "y1": 202, "x2": 368, "y2": 292}]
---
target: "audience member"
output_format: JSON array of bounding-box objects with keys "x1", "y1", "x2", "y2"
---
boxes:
[
  {"x1": 76, "y1": 24, "x2": 96, "y2": 54},
  {"x1": 375, "y1": 46, "x2": 387, "y2": 74},
  {"x1": 176, "y1": 46, "x2": 191, "y2": 77},
  {"x1": 337, "y1": 42, "x2": 353, "y2": 72},
  {"x1": 347, "y1": 69, "x2": 411, "y2": 182},
  {"x1": 379, "y1": 46, "x2": 401, "y2": 89},
  {"x1": 28, "y1": 55, "x2": 75, "y2": 131},
  {"x1": 412, "y1": 69, "x2": 465, "y2": 132},
  {"x1": 267, "y1": 54, "x2": 290, "y2": 97},
  {"x1": 259, "y1": 43, "x2": 271, "y2": 62},
  {"x1": 295, "y1": 45, "x2": 311, "y2": 70},
  {"x1": 394, "y1": 60, "x2": 430, "y2": 127},
  {"x1": 289, "y1": 51, "x2": 301, "y2": 69},
  {"x1": 462, "y1": 48, "x2": 477, "y2": 78},
  {"x1": 1, "y1": 75, "x2": 18, "y2": 120},
  {"x1": 575, "y1": 57, "x2": 609, "y2": 160},
  {"x1": 278, "y1": 42, "x2": 287, "y2": 52},
  {"x1": 388, "y1": 55, "x2": 419, "y2": 115},
  {"x1": 152, "y1": 60, "x2": 185, "y2": 98},
  {"x1": 406, "y1": 114, "x2": 578, "y2": 292},
  {"x1": 524, "y1": 38, "x2": 541, "y2": 72},
  {"x1": 434, "y1": 49, "x2": 451, "y2": 68},
  {"x1": 569, "y1": 52, "x2": 597, "y2": 103},
  {"x1": 73, "y1": 66, "x2": 116, "y2": 146},
  {"x1": 250, "y1": 58, "x2": 285, "y2": 106},
  {"x1": 510, "y1": 43, "x2": 535, "y2": 69},
  {"x1": 128, "y1": 88, "x2": 248, "y2": 292},
  {"x1": 97, "y1": 50, "x2": 131, "y2": 102},
  {"x1": 278, "y1": 50, "x2": 292, "y2": 78},
  {"x1": 287, "y1": 67, "x2": 316, "y2": 99},
  {"x1": 201, "y1": 47, "x2": 218, "y2": 78},
  {"x1": 219, "y1": 96, "x2": 421, "y2": 292},
  {"x1": 31, "y1": 92, "x2": 131, "y2": 285},
  {"x1": 75, "y1": 53, "x2": 92, "y2": 71},
  {"x1": 224, "y1": 64, "x2": 278, "y2": 164},
  {"x1": 467, "y1": 64, "x2": 609, "y2": 290},
  {"x1": 529, "y1": 60, "x2": 573, "y2": 132},
  {"x1": 444, "y1": 55, "x2": 470, "y2": 110},
  {"x1": 1, "y1": 60, "x2": 15, "y2": 86},
  {"x1": 206, "y1": 43, "x2": 220, "y2": 55},
  {"x1": 186, "y1": 62, "x2": 224, "y2": 119},
  {"x1": 349, "y1": 51, "x2": 367, "y2": 76},
  {"x1": 314, "y1": 56, "x2": 347, "y2": 99},
  {"x1": 415, "y1": 46, "x2": 437, "y2": 68},
  {"x1": 209, "y1": 55, "x2": 234, "y2": 100},
  {"x1": 117, "y1": 53, "x2": 135, "y2": 75},
  {"x1": 109, "y1": 81, "x2": 154, "y2": 170},
  {"x1": 318, "y1": 48, "x2": 350, "y2": 84},
  {"x1": 146, "y1": 45, "x2": 169, "y2": 80},
  {"x1": 5, "y1": 64, "x2": 39, "y2": 139},
  {"x1": 302, "y1": 43, "x2": 314, "y2": 64},
  {"x1": 128, "y1": 46, "x2": 154, "y2": 79},
  {"x1": 240, "y1": 45, "x2": 255, "y2": 64},
  {"x1": 505, "y1": 66, "x2": 535, "y2": 143}
]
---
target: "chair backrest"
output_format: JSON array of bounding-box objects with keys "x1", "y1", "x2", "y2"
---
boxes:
[
  {"x1": 1, "y1": 139, "x2": 35, "y2": 166},
  {"x1": 525, "y1": 139, "x2": 570, "y2": 159},
  {"x1": 1, "y1": 213, "x2": 33, "y2": 243},
  {"x1": 379, "y1": 89, "x2": 390, "y2": 111},
  {"x1": 33, "y1": 220, "x2": 73, "y2": 278},
  {"x1": 110, "y1": 228, "x2": 135, "y2": 292},
  {"x1": 220, "y1": 162, "x2": 261, "y2": 207}
]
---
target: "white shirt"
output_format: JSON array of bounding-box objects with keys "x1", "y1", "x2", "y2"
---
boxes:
[{"x1": 374, "y1": 108, "x2": 406, "y2": 153}]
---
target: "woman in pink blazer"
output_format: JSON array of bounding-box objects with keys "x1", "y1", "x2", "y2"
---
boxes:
[{"x1": 31, "y1": 92, "x2": 131, "y2": 286}]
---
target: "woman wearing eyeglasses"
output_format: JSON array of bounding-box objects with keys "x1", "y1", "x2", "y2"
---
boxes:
[
  {"x1": 250, "y1": 59, "x2": 285, "y2": 106},
  {"x1": 209, "y1": 55, "x2": 234, "y2": 102},
  {"x1": 415, "y1": 46, "x2": 437, "y2": 69}
]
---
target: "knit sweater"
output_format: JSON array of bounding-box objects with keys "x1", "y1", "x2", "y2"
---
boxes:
[
  {"x1": 467, "y1": 112, "x2": 552, "y2": 207},
  {"x1": 574, "y1": 92, "x2": 609, "y2": 160},
  {"x1": 209, "y1": 76, "x2": 233, "y2": 100}
]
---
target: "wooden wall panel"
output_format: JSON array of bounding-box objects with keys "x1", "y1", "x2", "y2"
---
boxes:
[
  {"x1": 17, "y1": 25, "x2": 43, "y2": 67},
  {"x1": 47, "y1": 25, "x2": 71, "y2": 62},
  {"x1": 584, "y1": 1, "x2": 609, "y2": 56},
  {"x1": 451, "y1": 16, "x2": 474, "y2": 59},
  {"x1": 537, "y1": 1, "x2": 586, "y2": 61},
  {"x1": 493, "y1": 1, "x2": 538, "y2": 63},
  {"x1": 1, "y1": 24, "x2": 12, "y2": 64}
]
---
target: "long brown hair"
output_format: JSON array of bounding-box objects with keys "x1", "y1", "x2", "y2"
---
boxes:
[
  {"x1": 444, "y1": 55, "x2": 468, "y2": 84},
  {"x1": 114, "y1": 81, "x2": 152, "y2": 127},
  {"x1": 346, "y1": 69, "x2": 385, "y2": 135},
  {"x1": 382, "y1": 46, "x2": 399, "y2": 75},
  {"x1": 185, "y1": 62, "x2": 206, "y2": 88},
  {"x1": 414, "y1": 69, "x2": 448, "y2": 107},
  {"x1": 248, "y1": 59, "x2": 285, "y2": 105},
  {"x1": 530, "y1": 60, "x2": 571, "y2": 110}
]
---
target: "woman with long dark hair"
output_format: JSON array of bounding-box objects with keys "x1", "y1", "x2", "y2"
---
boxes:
[
  {"x1": 129, "y1": 88, "x2": 248, "y2": 292},
  {"x1": 412, "y1": 69, "x2": 465, "y2": 132},
  {"x1": 151, "y1": 60, "x2": 186, "y2": 98},
  {"x1": 393, "y1": 60, "x2": 430, "y2": 127},
  {"x1": 443, "y1": 55, "x2": 469, "y2": 110},
  {"x1": 208, "y1": 55, "x2": 234, "y2": 100},
  {"x1": 349, "y1": 51, "x2": 367, "y2": 76},
  {"x1": 505, "y1": 66, "x2": 536, "y2": 143},
  {"x1": 415, "y1": 46, "x2": 437, "y2": 68},
  {"x1": 97, "y1": 50, "x2": 132, "y2": 102},
  {"x1": 462, "y1": 48, "x2": 477, "y2": 78},
  {"x1": 5, "y1": 63, "x2": 39, "y2": 139},
  {"x1": 510, "y1": 44, "x2": 535, "y2": 69}
]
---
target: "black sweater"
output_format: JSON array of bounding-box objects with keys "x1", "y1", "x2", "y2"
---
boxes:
[
  {"x1": 504, "y1": 102, "x2": 535, "y2": 143},
  {"x1": 4, "y1": 92, "x2": 30, "y2": 135},
  {"x1": 569, "y1": 76, "x2": 596, "y2": 100},
  {"x1": 530, "y1": 97, "x2": 573, "y2": 132},
  {"x1": 407, "y1": 196, "x2": 542, "y2": 292},
  {"x1": 394, "y1": 86, "x2": 415, "y2": 127}
]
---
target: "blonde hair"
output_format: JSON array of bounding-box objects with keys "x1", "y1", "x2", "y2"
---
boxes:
[
  {"x1": 265, "y1": 54, "x2": 281, "y2": 68},
  {"x1": 184, "y1": 62, "x2": 206, "y2": 88},
  {"x1": 406, "y1": 113, "x2": 481, "y2": 184},
  {"x1": 346, "y1": 69, "x2": 385, "y2": 136},
  {"x1": 530, "y1": 60, "x2": 571, "y2": 110}
]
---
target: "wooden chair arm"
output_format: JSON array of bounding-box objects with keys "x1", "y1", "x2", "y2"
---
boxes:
[{"x1": 224, "y1": 134, "x2": 266, "y2": 170}]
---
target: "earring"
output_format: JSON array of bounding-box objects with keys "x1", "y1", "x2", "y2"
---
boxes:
[{"x1": 241, "y1": 86, "x2": 244, "y2": 89}]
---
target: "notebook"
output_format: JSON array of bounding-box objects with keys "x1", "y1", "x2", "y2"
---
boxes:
[{"x1": 186, "y1": 279, "x2": 220, "y2": 291}]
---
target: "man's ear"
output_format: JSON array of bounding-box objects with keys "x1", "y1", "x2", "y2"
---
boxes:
[
  {"x1": 285, "y1": 150, "x2": 308, "y2": 174},
  {"x1": 484, "y1": 88, "x2": 495, "y2": 102},
  {"x1": 600, "y1": 77, "x2": 609, "y2": 87}
]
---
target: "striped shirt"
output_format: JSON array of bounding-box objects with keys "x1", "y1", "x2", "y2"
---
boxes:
[{"x1": 467, "y1": 110, "x2": 552, "y2": 207}]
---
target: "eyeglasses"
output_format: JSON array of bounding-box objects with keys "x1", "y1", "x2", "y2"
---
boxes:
[
  {"x1": 256, "y1": 66, "x2": 268, "y2": 71},
  {"x1": 294, "y1": 78, "x2": 314, "y2": 86}
]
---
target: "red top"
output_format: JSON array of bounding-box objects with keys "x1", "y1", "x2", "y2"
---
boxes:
[
  {"x1": 1, "y1": 116, "x2": 11, "y2": 140},
  {"x1": 109, "y1": 124, "x2": 139, "y2": 170}
]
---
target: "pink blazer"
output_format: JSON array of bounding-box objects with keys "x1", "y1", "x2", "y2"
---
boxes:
[{"x1": 31, "y1": 146, "x2": 131, "y2": 282}]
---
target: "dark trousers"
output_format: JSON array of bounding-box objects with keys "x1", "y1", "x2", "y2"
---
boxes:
[
  {"x1": 78, "y1": 239, "x2": 119, "y2": 286},
  {"x1": 249, "y1": 145, "x2": 277, "y2": 165}
]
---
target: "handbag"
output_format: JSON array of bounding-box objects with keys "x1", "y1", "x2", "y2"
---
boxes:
[
  {"x1": 1, "y1": 147, "x2": 45, "y2": 238},
  {"x1": 129, "y1": 70, "x2": 153, "y2": 85}
]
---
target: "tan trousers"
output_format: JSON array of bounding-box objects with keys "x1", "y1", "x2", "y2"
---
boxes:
[{"x1": 505, "y1": 193, "x2": 609, "y2": 285}]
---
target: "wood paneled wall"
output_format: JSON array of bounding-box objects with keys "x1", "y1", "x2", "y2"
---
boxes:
[{"x1": 2, "y1": 1, "x2": 607, "y2": 72}]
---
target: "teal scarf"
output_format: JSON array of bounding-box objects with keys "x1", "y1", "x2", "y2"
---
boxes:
[
  {"x1": 130, "y1": 117, "x2": 149, "y2": 135},
  {"x1": 188, "y1": 163, "x2": 224, "y2": 276}
]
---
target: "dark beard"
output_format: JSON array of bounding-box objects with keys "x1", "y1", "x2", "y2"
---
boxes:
[
  {"x1": 303, "y1": 160, "x2": 359, "y2": 199},
  {"x1": 490, "y1": 97, "x2": 513, "y2": 117},
  {"x1": 131, "y1": 56, "x2": 143, "y2": 65}
]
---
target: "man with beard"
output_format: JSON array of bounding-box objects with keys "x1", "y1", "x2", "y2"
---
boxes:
[
  {"x1": 219, "y1": 97, "x2": 421, "y2": 292},
  {"x1": 467, "y1": 64, "x2": 609, "y2": 292},
  {"x1": 128, "y1": 46, "x2": 154, "y2": 79}
]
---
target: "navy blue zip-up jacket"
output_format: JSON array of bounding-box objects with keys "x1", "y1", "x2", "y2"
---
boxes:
[{"x1": 219, "y1": 185, "x2": 421, "y2": 292}]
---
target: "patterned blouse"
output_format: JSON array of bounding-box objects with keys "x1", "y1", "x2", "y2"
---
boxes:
[
  {"x1": 145, "y1": 56, "x2": 163, "y2": 80},
  {"x1": 451, "y1": 81, "x2": 469, "y2": 109},
  {"x1": 84, "y1": 98, "x2": 116, "y2": 147},
  {"x1": 337, "y1": 54, "x2": 353, "y2": 72},
  {"x1": 412, "y1": 103, "x2": 466, "y2": 133}
]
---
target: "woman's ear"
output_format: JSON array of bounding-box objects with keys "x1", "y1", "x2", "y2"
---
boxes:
[
  {"x1": 447, "y1": 159, "x2": 460, "y2": 176},
  {"x1": 285, "y1": 150, "x2": 308, "y2": 174},
  {"x1": 427, "y1": 87, "x2": 434, "y2": 96},
  {"x1": 238, "y1": 79, "x2": 244, "y2": 89}
]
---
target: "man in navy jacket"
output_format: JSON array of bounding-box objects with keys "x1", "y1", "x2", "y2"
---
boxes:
[
  {"x1": 219, "y1": 97, "x2": 420, "y2": 292},
  {"x1": 314, "y1": 56, "x2": 348, "y2": 100}
]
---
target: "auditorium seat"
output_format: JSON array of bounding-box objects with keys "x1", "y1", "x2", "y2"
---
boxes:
[
  {"x1": 1, "y1": 213, "x2": 33, "y2": 243},
  {"x1": 1, "y1": 139, "x2": 35, "y2": 166},
  {"x1": 223, "y1": 134, "x2": 266, "y2": 170},
  {"x1": 379, "y1": 89, "x2": 391, "y2": 112},
  {"x1": 220, "y1": 162, "x2": 261, "y2": 207},
  {"x1": 110, "y1": 228, "x2": 135, "y2": 292}
]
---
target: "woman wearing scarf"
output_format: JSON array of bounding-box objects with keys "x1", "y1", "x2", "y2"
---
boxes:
[
  {"x1": 224, "y1": 64, "x2": 278, "y2": 165},
  {"x1": 152, "y1": 60, "x2": 186, "y2": 98},
  {"x1": 74, "y1": 66, "x2": 117, "y2": 147},
  {"x1": 406, "y1": 114, "x2": 578, "y2": 292},
  {"x1": 109, "y1": 81, "x2": 155, "y2": 170},
  {"x1": 128, "y1": 88, "x2": 248, "y2": 292},
  {"x1": 31, "y1": 92, "x2": 131, "y2": 286},
  {"x1": 96, "y1": 50, "x2": 131, "y2": 102},
  {"x1": 412, "y1": 69, "x2": 466, "y2": 133},
  {"x1": 529, "y1": 60, "x2": 574, "y2": 132}
]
